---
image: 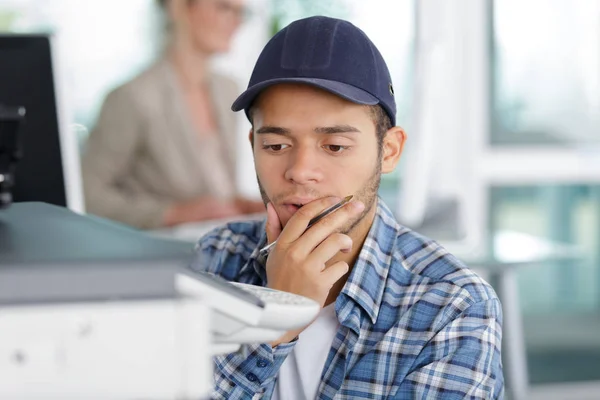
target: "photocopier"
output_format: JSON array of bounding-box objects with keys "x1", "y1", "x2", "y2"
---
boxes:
[{"x1": 0, "y1": 202, "x2": 320, "y2": 399}]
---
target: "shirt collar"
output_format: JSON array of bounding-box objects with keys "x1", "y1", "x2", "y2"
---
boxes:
[{"x1": 339, "y1": 198, "x2": 403, "y2": 324}]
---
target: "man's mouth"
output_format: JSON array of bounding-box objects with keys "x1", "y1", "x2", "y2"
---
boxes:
[
  {"x1": 283, "y1": 203, "x2": 303, "y2": 213},
  {"x1": 281, "y1": 199, "x2": 315, "y2": 216}
]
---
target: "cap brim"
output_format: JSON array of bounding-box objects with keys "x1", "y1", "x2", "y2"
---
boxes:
[{"x1": 231, "y1": 77, "x2": 379, "y2": 113}]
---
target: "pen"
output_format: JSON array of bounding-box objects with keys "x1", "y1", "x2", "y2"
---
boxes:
[{"x1": 259, "y1": 195, "x2": 354, "y2": 256}]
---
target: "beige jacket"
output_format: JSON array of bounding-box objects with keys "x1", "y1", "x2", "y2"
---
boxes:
[{"x1": 82, "y1": 58, "x2": 239, "y2": 229}]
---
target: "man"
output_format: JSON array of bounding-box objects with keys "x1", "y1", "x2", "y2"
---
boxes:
[{"x1": 192, "y1": 16, "x2": 504, "y2": 399}]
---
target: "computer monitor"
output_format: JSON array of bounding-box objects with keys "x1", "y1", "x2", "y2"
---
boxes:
[
  {"x1": 0, "y1": 34, "x2": 83, "y2": 212},
  {"x1": 0, "y1": 105, "x2": 26, "y2": 208}
]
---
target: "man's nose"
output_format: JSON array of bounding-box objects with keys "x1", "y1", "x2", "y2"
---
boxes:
[{"x1": 283, "y1": 146, "x2": 324, "y2": 184}]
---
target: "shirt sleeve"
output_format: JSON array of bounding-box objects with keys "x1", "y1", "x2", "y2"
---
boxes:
[
  {"x1": 397, "y1": 298, "x2": 504, "y2": 399},
  {"x1": 212, "y1": 341, "x2": 296, "y2": 399},
  {"x1": 192, "y1": 226, "x2": 287, "y2": 399}
]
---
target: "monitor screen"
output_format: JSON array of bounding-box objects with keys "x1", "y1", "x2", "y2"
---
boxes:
[{"x1": 0, "y1": 34, "x2": 82, "y2": 211}]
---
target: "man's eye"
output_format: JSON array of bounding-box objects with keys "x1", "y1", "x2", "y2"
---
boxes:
[
  {"x1": 263, "y1": 144, "x2": 289, "y2": 152},
  {"x1": 325, "y1": 145, "x2": 349, "y2": 153}
]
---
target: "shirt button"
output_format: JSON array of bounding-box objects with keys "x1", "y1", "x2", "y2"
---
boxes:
[
  {"x1": 256, "y1": 359, "x2": 268, "y2": 368},
  {"x1": 246, "y1": 373, "x2": 258, "y2": 382}
]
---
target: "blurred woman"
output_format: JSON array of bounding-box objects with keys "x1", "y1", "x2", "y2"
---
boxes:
[{"x1": 82, "y1": 0, "x2": 264, "y2": 229}]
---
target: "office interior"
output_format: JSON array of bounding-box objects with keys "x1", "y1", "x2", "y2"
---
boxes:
[{"x1": 1, "y1": 0, "x2": 599, "y2": 399}]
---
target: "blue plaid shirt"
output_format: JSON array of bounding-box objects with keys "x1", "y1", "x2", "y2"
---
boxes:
[{"x1": 191, "y1": 199, "x2": 504, "y2": 399}]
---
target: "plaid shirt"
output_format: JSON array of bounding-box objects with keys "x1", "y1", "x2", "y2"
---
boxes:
[{"x1": 191, "y1": 199, "x2": 504, "y2": 399}]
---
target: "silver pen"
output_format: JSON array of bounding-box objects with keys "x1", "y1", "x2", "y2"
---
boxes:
[{"x1": 259, "y1": 195, "x2": 354, "y2": 256}]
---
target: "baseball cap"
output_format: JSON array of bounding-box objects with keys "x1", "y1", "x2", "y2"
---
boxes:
[{"x1": 231, "y1": 16, "x2": 397, "y2": 126}]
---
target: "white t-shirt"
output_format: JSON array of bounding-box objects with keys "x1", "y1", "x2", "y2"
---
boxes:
[{"x1": 272, "y1": 303, "x2": 339, "y2": 400}]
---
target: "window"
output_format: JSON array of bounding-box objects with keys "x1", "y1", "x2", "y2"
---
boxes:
[
  {"x1": 0, "y1": 0, "x2": 160, "y2": 137},
  {"x1": 493, "y1": 0, "x2": 600, "y2": 145},
  {"x1": 491, "y1": 185, "x2": 600, "y2": 313}
]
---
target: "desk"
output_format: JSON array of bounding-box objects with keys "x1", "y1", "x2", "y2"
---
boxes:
[
  {"x1": 452, "y1": 231, "x2": 582, "y2": 400},
  {"x1": 150, "y1": 213, "x2": 267, "y2": 243}
]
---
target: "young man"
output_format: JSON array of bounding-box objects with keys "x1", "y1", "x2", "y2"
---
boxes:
[{"x1": 192, "y1": 16, "x2": 504, "y2": 399}]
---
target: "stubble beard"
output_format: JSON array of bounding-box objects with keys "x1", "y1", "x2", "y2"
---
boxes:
[{"x1": 256, "y1": 161, "x2": 381, "y2": 236}]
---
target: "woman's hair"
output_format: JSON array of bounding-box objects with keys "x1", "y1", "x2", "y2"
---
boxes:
[{"x1": 157, "y1": 0, "x2": 196, "y2": 9}]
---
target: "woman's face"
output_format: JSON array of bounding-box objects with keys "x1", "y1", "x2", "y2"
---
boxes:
[{"x1": 185, "y1": 0, "x2": 246, "y2": 54}]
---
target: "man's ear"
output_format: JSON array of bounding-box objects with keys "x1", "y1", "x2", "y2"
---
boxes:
[{"x1": 381, "y1": 126, "x2": 407, "y2": 174}]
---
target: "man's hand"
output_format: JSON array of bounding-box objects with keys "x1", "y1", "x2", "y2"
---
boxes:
[{"x1": 264, "y1": 196, "x2": 365, "y2": 346}]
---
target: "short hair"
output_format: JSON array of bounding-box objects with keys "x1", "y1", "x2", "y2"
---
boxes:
[
  {"x1": 366, "y1": 104, "x2": 392, "y2": 150},
  {"x1": 157, "y1": 0, "x2": 196, "y2": 9}
]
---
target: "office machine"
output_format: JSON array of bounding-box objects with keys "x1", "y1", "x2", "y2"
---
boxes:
[
  {"x1": 0, "y1": 34, "x2": 83, "y2": 212},
  {"x1": 0, "y1": 202, "x2": 320, "y2": 399},
  {"x1": 0, "y1": 104, "x2": 26, "y2": 209}
]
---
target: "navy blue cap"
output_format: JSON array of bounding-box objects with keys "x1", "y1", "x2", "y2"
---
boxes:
[{"x1": 231, "y1": 16, "x2": 396, "y2": 126}]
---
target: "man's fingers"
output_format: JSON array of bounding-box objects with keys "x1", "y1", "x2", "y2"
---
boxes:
[
  {"x1": 265, "y1": 202, "x2": 282, "y2": 244},
  {"x1": 277, "y1": 196, "x2": 341, "y2": 244},
  {"x1": 309, "y1": 233, "x2": 353, "y2": 270},
  {"x1": 321, "y1": 261, "x2": 350, "y2": 287},
  {"x1": 298, "y1": 200, "x2": 364, "y2": 249}
]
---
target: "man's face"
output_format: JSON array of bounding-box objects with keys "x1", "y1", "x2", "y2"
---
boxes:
[{"x1": 251, "y1": 84, "x2": 384, "y2": 233}]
